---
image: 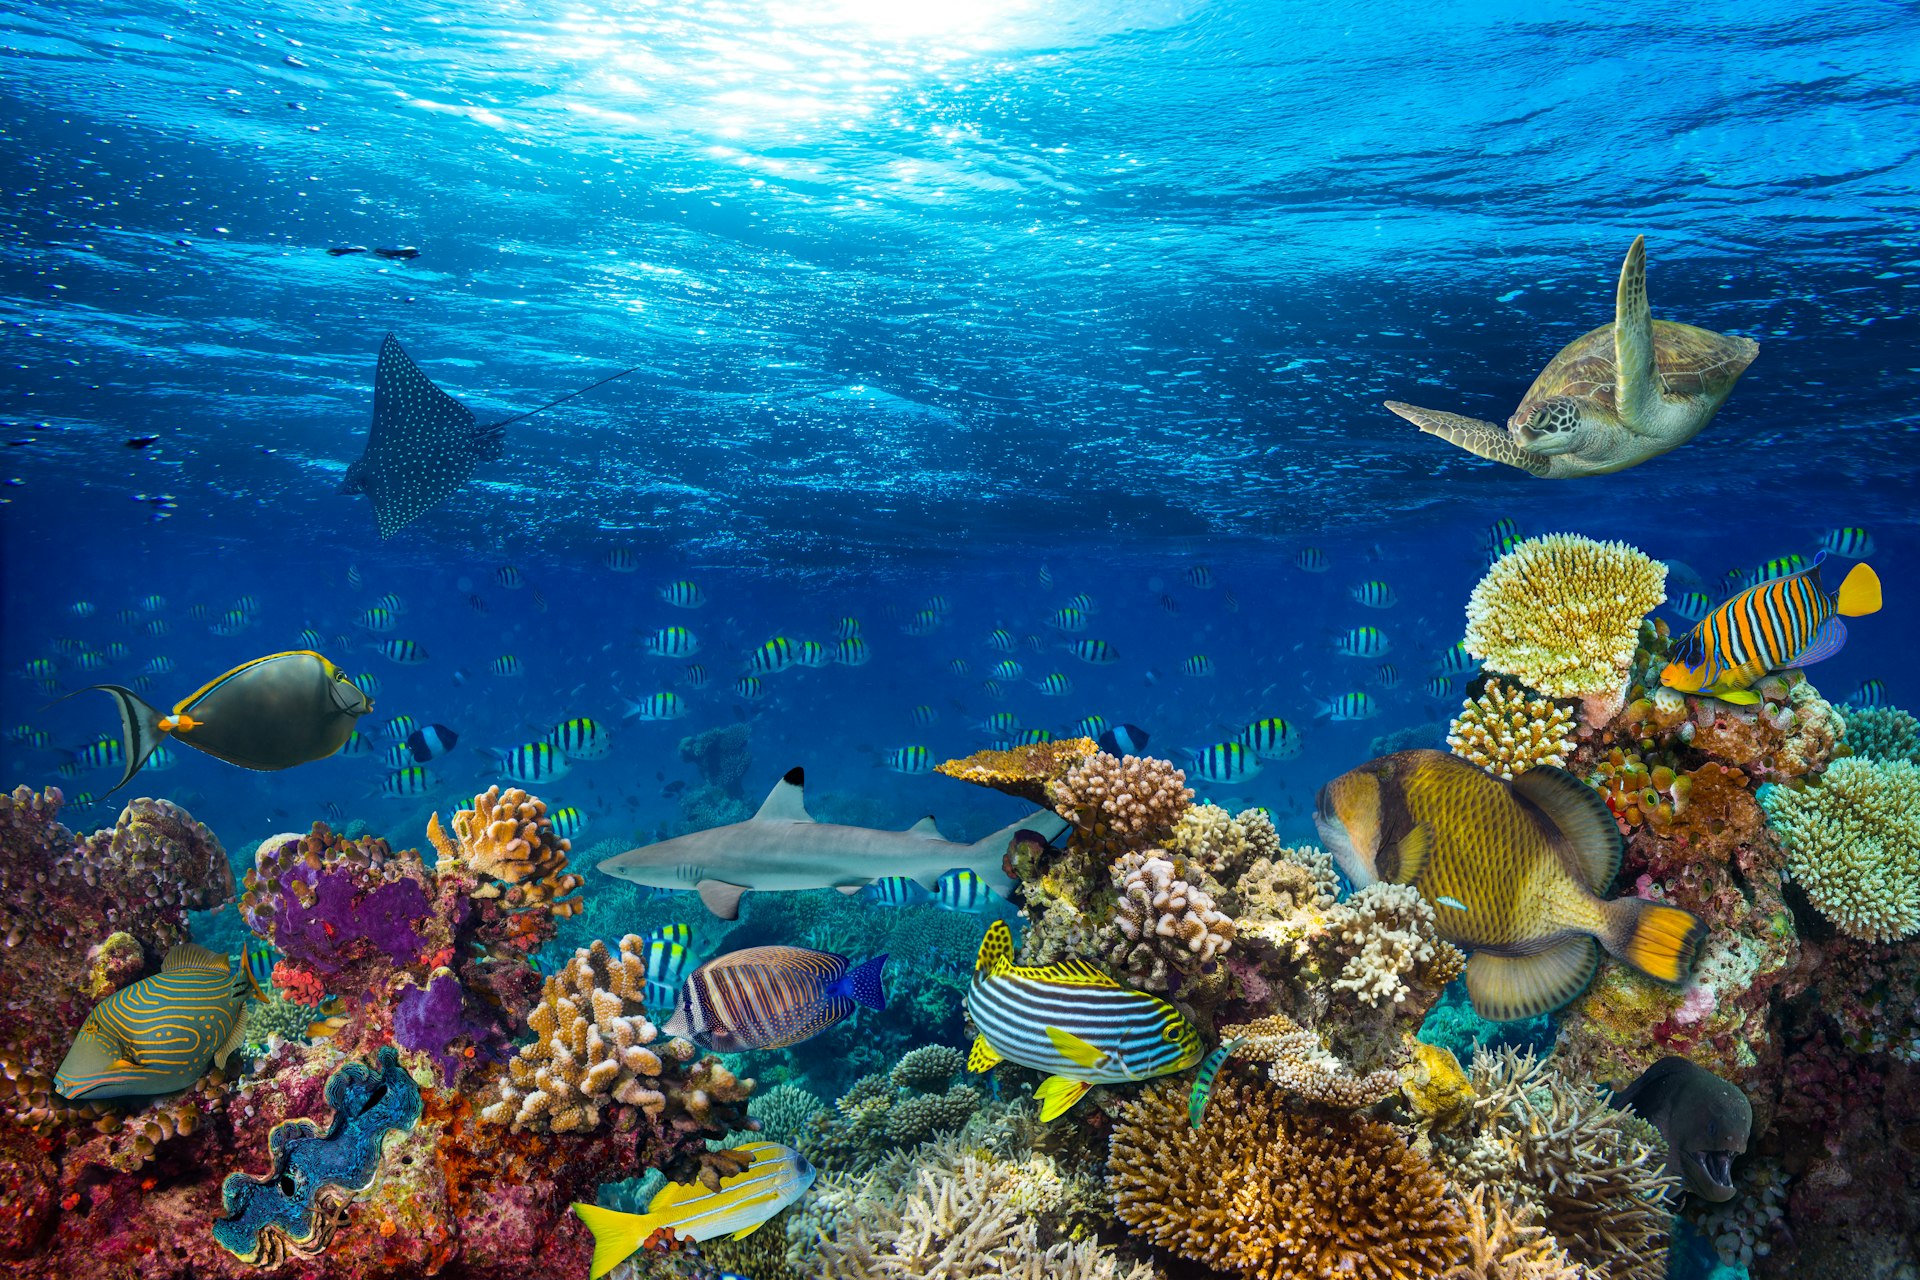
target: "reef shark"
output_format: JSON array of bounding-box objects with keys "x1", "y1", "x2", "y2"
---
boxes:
[
  {"x1": 340, "y1": 333, "x2": 634, "y2": 538},
  {"x1": 596, "y1": 766, "x2": 1069, "y2": 919}
]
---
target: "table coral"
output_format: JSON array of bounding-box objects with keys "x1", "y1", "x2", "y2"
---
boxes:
[
  {"x1": 1109, "y1": 849, "x2": 1234, "y2": 990},
  {"x1": 935, "y1": 738, "x2": 1097, "y2": 807},
  {"x1": 1448, "y1": 680, "x2": 1576, "y2": 780},
  {"x1": 1464, "y1": 533, "x2": 1666, "y2": 727},
  {"x1": 1110, "y1": 1077, "x2": 1465, "y2": 1279},
  {"x1": 1761, "y1": 757, "x2": 1920, "y2": 942}
]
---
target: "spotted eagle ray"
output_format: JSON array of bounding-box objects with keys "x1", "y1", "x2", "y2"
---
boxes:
[
  {"x1": 341, "y1": 333, "x2": 633, "y2": 538},
  {"x1": 596, "y1": 766, "x2": 1070, "y2": 919}
]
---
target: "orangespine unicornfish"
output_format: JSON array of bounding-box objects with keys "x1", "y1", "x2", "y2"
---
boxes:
[
  {"x1": 571, "y1": 1142, "x2": 815, "y2": 1279},
  {"x1": 1316, "y1": 749, "x2": 1707, "y2": 1021},
  {"x1": 54, "y1": 944, "x2": 262, "y2": 1099},
  {"x1": 1660, "y1": 549, "x2": 1881, "y2": 705},
  {"x1": 964, "y1": 920, "x2": 1204, "y2": 1122},
  {"x1": 49, "y1": 651, "x2": 371, "y2": 795},
  {"x1": 661, "y1": 945, "x2": 886, "y2": 1052}
]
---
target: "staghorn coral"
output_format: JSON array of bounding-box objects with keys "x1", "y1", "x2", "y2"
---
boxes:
[
  {"x1": 439, "y1": 786, "x2": 585, "y2": 916},
  {"x1": 482, "y1": 934, "x2": 751, "y2": 1136},
  {"x1": 1448, "y1": 680, "x2": 1576, "y2": 780},
  {"x1": 1325, "y1": 883, "x2": 1465, "y2": 1008},
  {"x1": 1110, "y1": 1078, "x2": 1465, "y2": 1279},
  {"x1": 936, "y1": 738, "x2": 1098, "y2": 807},
  {"x1": 1047, "y1": 751, "x2": 1194, "y2": 846},
  {"x1": 812, "y1": 1135, "x2": 1158, "y2": 1280},
  {"x1": 1840, "y1": 703, "x2": 1920, "y2": 764},
  {"x1": 1168, "y1": 803, "x2": 1281, "y2": 881},
  {"x1": 1761, "y1": 756, "x2": 1920, "y2": 942},
  {"x1": 1464, "y1": 534, "x2": 1666, "y2": 726},
  {"x1": 1434, "y1": 1049, "x2": 1678, "y2": 1280},
  {"x1": 1108, "y1": 849, "x2": 1233, "y2": 989},
  {"x1": 1442, "y1": 1183, "x2": 1591, "y2": 1280}
]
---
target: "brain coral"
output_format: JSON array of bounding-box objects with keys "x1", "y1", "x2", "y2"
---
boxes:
[
  {"x1": 1464, "y1": 534, "x2": 1666, "y2": 726},
  {"x1": 1447, "y1": 680, "x2": 1576, "y2": 780},
  {"x1": 1760, "y1": 757, "x2": 1920, "y2": 942},
  {"x1": 1110, "y1": 1079, "x2": 1465, "y2": 1279}
]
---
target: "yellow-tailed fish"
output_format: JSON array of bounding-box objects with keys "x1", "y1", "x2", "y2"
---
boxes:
[
  {"x1": 571, "y1": 1142, "x2": 815, "y2": 1279},
  {"x1": 964, "y1": 920, "x2": 1203, "y2": 1121},
  {"x1": 54, "y1": 944, "x2": 260, "y2": 1099},
  {"x1": 54, "y1": 651, "x2": 371, "y2": 795},
  {"x1": 1315, "y1": 749, "x2": 1707, "y2": 1021},
  {"x1": 1661, "y1": 551, "x2": 1881, "y2": 705}
]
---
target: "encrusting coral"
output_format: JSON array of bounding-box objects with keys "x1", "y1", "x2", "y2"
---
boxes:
[
  {"x1": 482, "y1": 934, "x2": 751, "y2": 1137},
  {"x1": 1109, "y1": 849, "x2": 1234, "y2": 989},
  {"x1": 1110, "y1": 1078, "x2": 1466, "y2": 1279},
  {"x1": 1168, "y1": 803, "x2": 1282, "y2": 881},
  {"x1": 1447, "y1": 680, "x2": 1576, "y2": 780},
  {"x1": 1464, "y1": 533, "x2": 1666, "y2": 726},
  {"x1": 1760, "y1": 756, "x2": 1920, "y2": 942}
]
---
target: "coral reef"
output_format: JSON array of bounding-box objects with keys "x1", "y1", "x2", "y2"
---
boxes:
[
  {"x1": 1326, "y1": 883, "x2": 1464, "y2": 1007},
  {"x1": 1447, "y1": 680, "x2": 1576, "y2": 780},
  {"x1": 1167, "y1": 802, "x2": 1281, "y2": 881},
  {"x1": 678, "y1": 723, "x2": 753, "y2": 796},
  {"x1": 1442, "y1": 1183, "x2": 1589, "y2": 1280},
  {"x1": 1108, "y1": 849, "x2": 1234, "y2": 989},
  {"x1": 1840, "y1": 703, "x2": 1920, "y2": 764},
  {"x1": 1760, "y1": 757, "x2": 1920, "y2": 942},
  {"x1": 1464, "y1": 533, "x2": 1666, "y2": 726},
  {"x1": 440, "y1": 786, "x2": 586, "y2": 916},
  {"x1": 935, "y1": 738, "x2": 1098, "y2": 807},
  {"x1": 1111, "y1": 1078, "x2": 1465, "y2": 1278},
  {"x1": 747, "y1": 1081, "x2": 826, "y2": 1147},
  {"x1": 797, "y1": 1046, "x2": 980, "y2": 1171},
  {"x1": 1046, "y1": 751, "x2": 1195, "y2": 849}
]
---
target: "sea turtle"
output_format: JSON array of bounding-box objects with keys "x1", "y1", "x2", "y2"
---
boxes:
[{"x1": 1385, "y1": 237, "x2": 1758, "y2": 478}]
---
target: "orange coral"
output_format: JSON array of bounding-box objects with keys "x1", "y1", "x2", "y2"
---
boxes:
[
  {"x1": 936, "y1": 738, "x2": 1098, "y2": 806},
  {"x1": 1110, "y1": 1079, "x2": 1465, "y2": 1279},
  {"x1": 440, "y1": 788, "x2": 584, "y2": 917}
]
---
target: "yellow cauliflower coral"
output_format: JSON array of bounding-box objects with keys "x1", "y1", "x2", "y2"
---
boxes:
[{"x1": 1447, "y1": 680, "x2": 1577, "y2": 780}]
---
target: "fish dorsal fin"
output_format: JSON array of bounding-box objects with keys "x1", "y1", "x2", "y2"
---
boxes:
[
  {"x1": 163, "y1": 943, "x2": 231, "y2": 974},
  {"x1": 695, "y1": 880, "x2": 750, "y2": 920},
  {"x1": 1045, "y1": 1025, "x2": 1107, "y2": 1069},
  {"x1": 974, "y1": 919, "x2": 1016, "y2": 975},
  {"x1": 1511, "y1": 766, "x2": 1622, "y2": 893},
  {"x1": 752, "y1": 767, "x2": 813, "y2": 822},
  {"x1": 647, "y1": 1179, "x2": 710, "y2": 1209},
  {"x1": 1020, "y1": 958, "x2": 1121, "y2": 989},
  {"x1": 1612, "y1": 235, "x2": 1660, "y2": 431},
  {"x1": 906, "y1": 815, "x2": 945, "y2": 840}
]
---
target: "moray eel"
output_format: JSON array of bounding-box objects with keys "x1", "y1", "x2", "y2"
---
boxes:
[{"x1": 1614, "y1": 1055, "x2": 1751, "y2": 1201}]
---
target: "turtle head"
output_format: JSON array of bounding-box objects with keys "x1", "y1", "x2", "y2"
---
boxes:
[{"x1": 1511, "y1": 396, "x2": 1586, "y2": 455}]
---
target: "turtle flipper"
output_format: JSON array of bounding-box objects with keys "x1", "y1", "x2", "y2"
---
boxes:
[
  {"x1": 1384, "y1": 402, "x2": 1553, "y2": 477},
  {"x1": 1613, "y1": 235, "x2": 1659, "y2": 435}
]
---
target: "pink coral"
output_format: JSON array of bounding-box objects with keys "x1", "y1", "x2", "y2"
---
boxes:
[{"x1": 1047, "y1": 752, "x2": 1194, "y2": 844}]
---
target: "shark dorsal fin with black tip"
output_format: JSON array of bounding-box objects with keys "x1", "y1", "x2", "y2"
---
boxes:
[
  {"x1": 906, "y1": 815, "x2": 945, "y2": 840},
  {"x1": 751, "y1": 767, "x2": 813, "y2": 822}
]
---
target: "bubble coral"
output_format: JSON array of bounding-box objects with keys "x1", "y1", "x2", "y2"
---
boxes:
[
  {"x1": 1109, "y1": 1078, "x2": 1466, "y2": 1279},
  {"x1": 1047, "y1": 752, "x2": 1195, "y2": 845},
  {"x1": 1760, "y1": 757, "x2": 1920, "y2": 942},
  {"x1": 1448, "y1": 680, "x2": 1576, "y2": 780},
  {"x1": 1464, "y1": 534, "x2": 1666, "y2": 727},
  {"x1": 481, "y1": 934, "x2": 752, "y2": 1136},
  {"x1": 1109, "y1": 849, "x2": 1234, "y2": 989}
]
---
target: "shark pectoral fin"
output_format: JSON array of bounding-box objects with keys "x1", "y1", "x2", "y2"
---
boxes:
[
  {"x1": 1045, "y1": 1026, "x2": 1107, "y2": 1069},
  {"x1": 1033, "y1": 1075, "x2": 1092, "y2": 1122},
  {"x1": 967, "y1": 1034, "x2": 1004, "y2": 1072},
  {"x1": 695, "y1": 880, "x2": 750, "y2": 920}
]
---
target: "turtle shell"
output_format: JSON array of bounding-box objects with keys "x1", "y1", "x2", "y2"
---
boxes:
[{"x1": 1510, "y1": 319, "x2": 1758, "y2": 430}]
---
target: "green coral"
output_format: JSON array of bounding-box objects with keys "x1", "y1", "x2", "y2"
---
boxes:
[
  {"x1": 1761, "y1": 757, "x2": 1920, "y2": 942},
  {"x1": 797, "y1": 1048, "x2": 983, "y2": 1172},
  {"x1": 749, "y1": 1081, "x2": 826, "y2": 1146},
  {"x1": 1841, "y1": 704, "x2": 1920, "y2": 764},
  {"x1": 242, "y1": 992, "x2": 315, "y2": 1050}
]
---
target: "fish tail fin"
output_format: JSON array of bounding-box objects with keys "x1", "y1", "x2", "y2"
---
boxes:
[
  {"x1": 1835, "y1": 562, "x2": 1881, "y2": 617},
  {"x1": 571, "y1": 1202, "x2": 659, "y2": 1280},
  {"x1": 1600, "y1": 896, "x2": 1707, "y2": 985},
  {"x1": 1033, "y1": 1075, "x2": 1092, "y2": 1122},
  {"x1": 837, "y1": 954, "x2": 888, "y2": 1012},
  {"x1": 45, "y1": 684, "x2": 165, "y2": 797},
  {"x1": 970, "y1": 809, "x2": 1070, "y2": 894}
]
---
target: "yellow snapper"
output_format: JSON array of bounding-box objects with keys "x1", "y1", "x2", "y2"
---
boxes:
[
  {"x1": 57, "y1": 651, "x2": 372, "y2": 795},
  {"x1": 572, "y1": 1141, "x2": 815, "y2": 1278},
  {"x1": 1315, "y1": 749, "x2": 1706, "y2": 1021},
  {"x1": 54, "y1": 944, "x2": 264, "y2": 1099}
]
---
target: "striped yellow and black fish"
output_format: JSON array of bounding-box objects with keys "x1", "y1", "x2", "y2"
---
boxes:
[
  {"x1": 382, "y1": 764, "x2": 436, "y2": 797},
  {"x1": 549, "y1": 806, "x2": 587, "y2": 841},
  {"x1": 883, "y1": 746, "x2": 933, "y2": 775},
  {"x1": 1034, "y1": 672, "x2": 1072, "y2": 696},
  {"x1": 572, "y1": 1142, "x2": 815, "y2": 1279},
  {"x1": 495, "y1": 741, "x2": 569, "y2": 784},
  {"x1": 1181, "y1": 655, "x2": 1214, "y2": 677},
  {"x1": 371, "y1": 639, "x2": 428, "y2": 665},
  {"x1": 1334, "y1": 626, "x2": 1390, "y2": 659},
  {"x1": 54, "y1": 944, "x2": 259, "y2": 1099},
  {"x1": 1315, "y1": 749, "x2": 1707, "y2": 1022},
  {"x1": 794, "y1": 639, "x2": 831, "y2": 668},
  {"x1": 833, "y1": 637, "x2": 871, "y2": 667},
  {"x1": 1238, "y1": 717, "x2": 1300, "y2": 761},
  {"x1": 645, "y1": 626, "x2": 699, "y2": 658},
  {"x1": 1294, "y1": 547, "x2": 1329, "y2": 573},
  {"x1": 662, "y1": 945, "x2": 886, "y2": 1052},
  {"x1": 1063, "y1": 638, "x2": 1119, "y2": 665},
  {"x1": 1350, "y1": 580, "x2": 1398, "y2": 608},
  {"x1": 964, "y1": 920, "x2": 1204, "y2": 1121},
  {"x1": 1661, "y1": 551, "x2": 1881, "y2": 705},
  {"x1": 624, "y1": 691, "x2": 687, "y2": 721},
  {"x1": 603, "y1": 548, "x2": 638, "y2": 573},
  {"x1": 1188, "y1": 741, "x2": 1261, "y2": 784},
  {"x1": 1046, "y1": 607, "x2": 1090, "y2": 633},
  {"x1": 548, "y1": 717, "x2": 612, "y2": 760},
  {"x1": 489, "y1": 655, "x2": 523, "y2": 677},
  {"x1": 748, "y1": 637, "x2": 799, "y2": 675},
  {"x1": 1819, "y1": 527, "x2": 1874, "y2": 559}
]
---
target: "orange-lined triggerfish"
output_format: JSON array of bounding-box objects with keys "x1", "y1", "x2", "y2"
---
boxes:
[{"x1": 54, "y1": 650, "x2": 372, "y2": 794}]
